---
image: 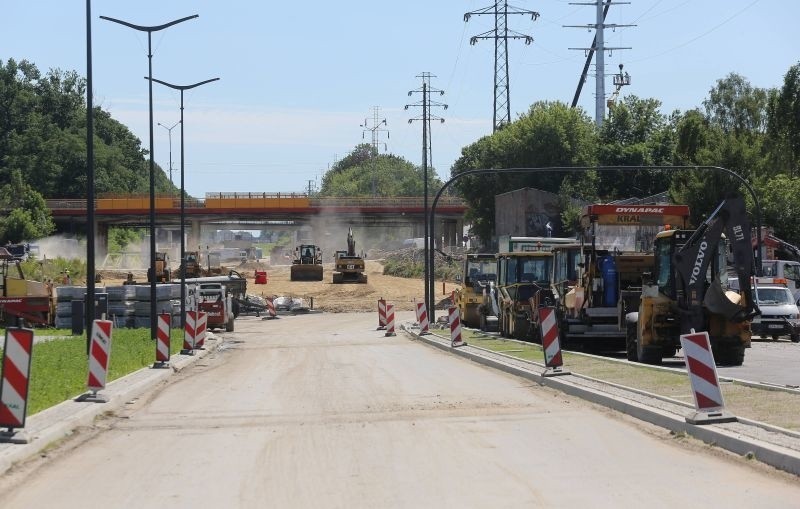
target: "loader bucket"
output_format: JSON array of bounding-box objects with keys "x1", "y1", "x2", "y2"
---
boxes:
[{"x1": 290, "y1": 264, "x2": 323, "y2": 281}]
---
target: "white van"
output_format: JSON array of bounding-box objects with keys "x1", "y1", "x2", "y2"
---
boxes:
[
  {"x1": 750, "y1": 278, "x2": 800, "y2": 342},
  {"x1": 761, "y1": 260, "x2": 800, "y2": 303}
]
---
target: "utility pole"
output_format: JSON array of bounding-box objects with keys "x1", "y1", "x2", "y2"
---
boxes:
[
  {"x1": 465, "y1": 1, "x2": 539, "y2": 132},
  {"x1": 406, "y1": 72, "x2": 447, "y2": 317},
  {"x1": 360, "y1": 107, "x2": 389, "y2": 196},
  {"x1": 565, "y1": 1, "x2": 634, "y2": 126}
]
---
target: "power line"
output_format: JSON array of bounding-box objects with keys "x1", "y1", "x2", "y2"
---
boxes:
[
  {"x1": 565, "y1": 0, "x2": 635, "y2": 126},
  {"x1": 360, "y1": 106, "x2": 389, "y2": 196},
  {"x1": 465, "y1": 1, "x2": 540, "y2": 132}
]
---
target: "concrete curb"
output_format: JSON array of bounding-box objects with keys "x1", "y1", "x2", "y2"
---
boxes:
[
  {"x1": 405, "y1": 327, "x2": 800, "y2": 476},
  {"x1": 0, "y1": 334, "x2": 223, "y2": 477}
]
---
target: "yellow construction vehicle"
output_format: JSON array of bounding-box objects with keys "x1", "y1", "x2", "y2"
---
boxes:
[
  {"x1": 332, "y1": 227, "x2": 367, "y2": 284},
  {"x1": 147, "y1": 252, "x2": 171, "y2": 283},
  {"x1": 626, "y1": 196, "x2": 757, "y2": 365},
  {"x1": 0, "y1": 247, "x2": 54, "y2": 326},
  {"x1": 179, "y1": 251, "x2": 205, "y2": 278},
  {"x1": 453, "y1": 253, "x2": 496, "y2": 328},
  {"x1": 290, "y1": 244, "x2": 323, "y2": 281}
]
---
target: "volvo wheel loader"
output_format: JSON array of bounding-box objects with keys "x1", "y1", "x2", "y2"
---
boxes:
[
  {"x1": 453, "y1": 253, "x2": 497, "y2": 328},
  {"x1": 290, "y1": 244, "x2": 323, "y2": 281},
  {"x1": 625, "y1": 196, "x2": 758, "y2": 366},
  {"x1": 332, "y1": 227, "x2": 367, "y2": 284}
]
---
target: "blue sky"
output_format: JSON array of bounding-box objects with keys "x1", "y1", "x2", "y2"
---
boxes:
[{"x1": 3, "y1": 1, "x2": 797, "y2": 198}]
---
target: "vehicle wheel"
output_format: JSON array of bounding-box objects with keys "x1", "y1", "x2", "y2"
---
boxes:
[
  {"x1": 772, "y1": 335, "x2": 780, "y2": 341},
  {"x1": 479, "y1": 313, "x2": 487, "y2": 332},
  {"x1": 513, "y1": 317, "x2": 528, "y2": 340},
  {"x1": 226, "y1": 317, "x2": 234, "y2": 332},
  {"x1": 791, "y1": 333, "x2": 800, "y2": 343},
  {"x1": 714, "y1": 346, "x2": 745, "y2": 366},
  {"x1": 662, "y1": 347, "x2": 678, "y2": 358},
  {"x1": 625, "y1": 322, "x2": 638, "y2": 362}
]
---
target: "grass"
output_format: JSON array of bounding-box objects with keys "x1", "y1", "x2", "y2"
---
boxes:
[
  {"x1": 1, "y1": 328, "x2": 187, "y2": 416},
  {"x1": 459, "y1": 329, "x2": 800, "y2": 431}
]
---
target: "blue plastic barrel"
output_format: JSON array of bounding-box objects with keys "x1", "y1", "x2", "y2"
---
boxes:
[{"x1": 600, "y1": 255, "x2": 618, "y2": 306}]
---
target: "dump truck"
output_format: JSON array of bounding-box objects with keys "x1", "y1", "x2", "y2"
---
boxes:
[
  {"x1": 453, "y1": 253, "x2": 497, "y2": 328},
  {"x1": 332, "y1": 227, "x2": 367, "y2": 284},
  {"x1": 290, "y1": 244, "x2": 323, "y2": 281}
]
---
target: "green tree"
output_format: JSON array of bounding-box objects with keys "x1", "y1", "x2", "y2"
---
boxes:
[
  {"x1": 767, "y1": 62, "x2": 800, "y2": 177},
  {"x1": 451, "y1": 101, "x2": 597, "y2": 243},
  {"x1": 319, "y1": 144, "x2": 442, "y2": 197},
  {"x1": 0, "y1": 169, "x2": 55, "y2": 243}
]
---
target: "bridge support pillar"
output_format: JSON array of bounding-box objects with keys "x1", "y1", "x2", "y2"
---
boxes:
[
  {"x1": 95, "y1": 221, "x2": 109, "y2": 260},
  {"x1": 189, "y1": 220, "x2": 202, "y2": 251},
  {"x1": 441, "y1": 219, "x2": 460, "y2": 249}
]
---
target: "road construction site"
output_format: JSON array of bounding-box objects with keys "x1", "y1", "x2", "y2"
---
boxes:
[{"x1": 1, "y1": 312, "x2": 800, "y2": 507}]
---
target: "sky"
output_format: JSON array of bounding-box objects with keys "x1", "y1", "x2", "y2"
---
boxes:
[{"x1": 3, "y1": 1, "x2": 798, "y2": 198}]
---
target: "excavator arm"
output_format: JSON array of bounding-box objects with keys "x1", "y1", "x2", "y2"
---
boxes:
[
  {"x1": 347, "y1": 227, "x2": 356, "y2": 257},
  {"x1": 673, "y1": 196, "x2": 758, "y2": 331}
]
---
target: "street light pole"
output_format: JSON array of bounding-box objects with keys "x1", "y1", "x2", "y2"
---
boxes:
[
  {"x1": 158, "y1": 121, "x2": 180, "y2": 184},
  {"x1": 100, "y1": 14, "x2": 198, "y2": 343},
  {"x1": 148, "y1": 77, "x2": 220, "y2": 334}
]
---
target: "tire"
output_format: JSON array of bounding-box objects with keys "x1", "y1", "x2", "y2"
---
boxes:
[
  {"x1": 479, "y1": 313, "x2": 487, "y2": 332},
  {"x1": 714, "y1": 346, "x2": 745, "y2": 366},
  {"x1": 791, "y1": 333, "x2": 800, "y2": 343},
  {"x1": 625, "y1": 322, "x2": 638, "y2": 362},
  {"x1": 513, "y1": 317, "x2": 528, "y2": 340},
  {"x1": 226, "y1": 316, "x2": 234, "y2": 332}
]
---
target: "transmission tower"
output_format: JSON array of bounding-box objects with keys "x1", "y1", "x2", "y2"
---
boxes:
[
  {"x1": 405, "y1": 72, "x2": 447, "y2": 316},
  {"x1": 465, "y1": 1, "x2": 539, "y2": 132},
  {"x1": 360, "y1": 107, "x2": 389, "y2": 196},
  {"x1": 565, "y1": 1, "x2": 635, "y2": 126}
]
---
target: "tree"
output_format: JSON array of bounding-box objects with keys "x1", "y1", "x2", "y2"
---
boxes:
[
  {"x1": 767, "y1": 62, "x2": 800, "y2": 177},
  {"x1": 319, "y1": 144, "x2": 442, "y2": 197},
  {"x1": 703, "y1": 72, "x2": 769, "y2": 135},
  {"x1": 451, "y1": 101, "x2": 597, "y2": 243},
  {"x1": 0, "y1": 169, "x2": 55, "y2": 243}
]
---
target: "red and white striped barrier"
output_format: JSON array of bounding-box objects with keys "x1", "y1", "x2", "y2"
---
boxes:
[
  {"x1": 679, "y1": 330, "x2": 736, "y2": 424},
  {"x1": 196, "y1": 311, "x2": 208, "y2": 349},
  {"x1": 385, "y1": 303, "x2": 396, "y2": 336},
  {"x1": 87, "y1": 320, "x2": 112, "y2": 395},
  {"x1": 155, "y1": 313, "x2": 171, "y2": 366},
  {"x1": 184, "y1": 310, "x2": 197, "y2": 352},
  {"x1": 416, "y1": 301, "x2": 430, "y2": 335},
  {"x1": 377, "y1": 298, "x2": 387, "y2": 330},
  {"x1": 266, "y1": 296, "x2": 277, "y2": 318},
  {"x1": 449, "y1": 306, "x2": 465, "y2": 347},
  {"x1": 538, "y1": 307, "x2": 569, "y2": 376},
  {"x1": 0, "y1": 328, "x2": 34, "y2": 434}
]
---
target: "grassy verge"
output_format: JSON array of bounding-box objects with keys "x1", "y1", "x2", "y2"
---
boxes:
[
  {"x1": 460, "y1": 329, "x2": 800, "y2": 431},
  {"x1": 1, "y1": 328, "x2": 187, "y2": 416}
]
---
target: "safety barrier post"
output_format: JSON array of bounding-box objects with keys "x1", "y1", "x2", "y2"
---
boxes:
[
  {"x1": 196, "y1": 311, "x2": 207, "y2": 349},
  {"x1": 264, "y1": 296, "x2": 277, "y2": 319},
  {"x1": 679, "y1": 330, "x2": 737, "y2": 424},
  {"x1": 377, "y1": 298, "x2": 387, "y2": 330},
  {"x1": 538, "y1": 307, "x2": 570, "y2": 377},
  {"x1": 154, "y1": 313, "x2": 171, "y2": 368},
  {"x1": 183, "y1": 310, "x2": 197, "y2": 354},
  {"x1": 416, "y1": 301, "x2": 430, "y2": 335},
  {"x1": 0, "y1": 327, "x2": 34, "y2": 443},
  {"x1": 449, "y1": 306, "x2": 465, "y2": 347},
  {"x1": 384, "y1": 304, "x2": 396, "y2": 337},
  {"x1": 78, "y1": 319, "x2": 112, "y2": 403}
]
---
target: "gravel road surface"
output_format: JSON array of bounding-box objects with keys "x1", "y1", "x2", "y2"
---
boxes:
[{"x1": 1, "y1": 312, "x2": 798, "y2": 508}]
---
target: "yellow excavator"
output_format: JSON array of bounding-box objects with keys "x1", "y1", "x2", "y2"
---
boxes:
[{"x1": 332, "y1": 227, "x2": 367, "y2": 284}]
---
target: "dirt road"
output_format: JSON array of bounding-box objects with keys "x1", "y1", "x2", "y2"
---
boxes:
[{"x1": 1, "y1": 313, "x2": 798, "y2": 508}]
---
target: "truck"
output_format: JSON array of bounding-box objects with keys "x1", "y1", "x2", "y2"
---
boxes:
[
  {"x1": 332, "y1": 227, "x2": 367, "y2": 284},
  {"x1": 551, "y1": 203, "x2": 691, "y2": 349},
  {"x1": 625, "y1": 196, "x2": 757, "y2": 365},
  {"x1": 453, "y1": 253, "x2": 497, "y2": 329},
  {"x1": 761, "y1": 259, "x2": 800, "y2": 303},
  {"x1": 196, "y1": 282, "x2": 235, "y2": 332},
  {"x1": 290, "y1": 244, "x2": 323, "y2": 281}
]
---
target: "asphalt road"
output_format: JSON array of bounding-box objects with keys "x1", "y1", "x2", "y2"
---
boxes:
[{"x1": 1, "y1": 312, "x2": 799, "y2": 508}]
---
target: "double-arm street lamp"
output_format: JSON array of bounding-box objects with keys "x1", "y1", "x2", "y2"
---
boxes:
[
  {"x1": 158, "y1": 121, "x2": 181, "y2": 184},
  {"x1": 100, "y1": 13, "x2": 198, "y2": 343},
  {"x1": 148, "y1": 76, "x2": 220, "y2": 332}
]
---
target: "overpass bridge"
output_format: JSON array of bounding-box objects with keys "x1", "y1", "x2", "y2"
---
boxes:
[{"x1": 46, "y1": 193, "x2": 468, "y2": 255}]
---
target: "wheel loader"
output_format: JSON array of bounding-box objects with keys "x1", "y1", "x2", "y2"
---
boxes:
[{"x1": 290, "y1": 244, "x2": 323, "y2": 281}]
